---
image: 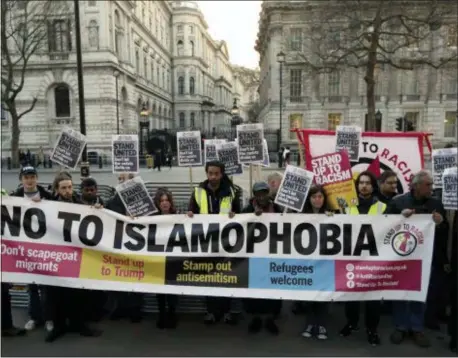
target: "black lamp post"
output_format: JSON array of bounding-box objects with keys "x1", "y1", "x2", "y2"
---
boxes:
[
  {"x1": 139, "y1": 104, "x2": 149, "y2": 156},
  {"x1": 114, "y1": 70, "x2": 120, "y2": 134},
  {"x1": 74, "y1": 0, "x2": 89, "y2": 178},
  {"x1": 231, "y1": 98, "x2": 243, "y2": 141},
  {"x1": 375, "y1": 110, "x2": 382, "y2": 132},
  {"x1": 276, "y1": 51, "x2": 285, "y2": 148}
]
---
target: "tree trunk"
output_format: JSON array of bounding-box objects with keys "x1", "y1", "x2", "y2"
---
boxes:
[
  {"x1": 365, "y1": 61, "x2": 376, "y2": 132},
  {"x1": 10, "y1": 111, "x2": 20, "y2": 168}
]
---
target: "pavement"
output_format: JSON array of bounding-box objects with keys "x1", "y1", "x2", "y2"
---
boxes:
[
  {"x1": 1, "y1": 306, "x2": 454, "y2": 357},
  {"x1": 0, "y1": 166, "x2": 284, "y2": 193}
]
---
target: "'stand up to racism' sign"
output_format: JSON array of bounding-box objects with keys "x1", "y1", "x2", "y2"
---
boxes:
[
  {"x1": 1, "y1": 196, "x2": 435, "y2": 302},
  {"x1": 50, "y1": 128, "x2": 87, "y2": 169}
]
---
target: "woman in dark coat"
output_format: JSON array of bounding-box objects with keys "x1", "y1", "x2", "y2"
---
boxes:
[{"x1": 153, "y1": 188, "x2": 179, "y2": 329}]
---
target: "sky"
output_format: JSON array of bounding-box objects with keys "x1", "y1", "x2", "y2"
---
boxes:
[{"x1": 197, "y1": 1, "x2": 262, "y2": 69}]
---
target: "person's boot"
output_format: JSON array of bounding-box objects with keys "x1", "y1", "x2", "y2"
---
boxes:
[
  {"x1": 248, "y1": 317, "x2": 262, "y2": 333},
  {"x1": 166, "y1": 311, "x2": 177, "y2": 329},
  {"x1": 264, "y1": 318, "x2": 279, "y2": 335},
  {"x1": 2, "y1": 327, "x2": 26, "y2": 337}
]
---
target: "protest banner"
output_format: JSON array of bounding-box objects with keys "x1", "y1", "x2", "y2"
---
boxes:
[
  {"x1": 274, "y1": 165, "x2": 314, "y2": 212},
  {"x1": 116, "y1": 176, "x2": 157, "y2": 217},
  {"x1": 216, "y1": 142, "x2": 243, "y2": 176},
  {"x1": 298, "y1": 130, "x2": 428, "y2": 194},
  {"x1": 311, "y1": 151, "x2": 358, "y2": 211},
  {"x1": 442, "y1": 167, "x2": 457, "y2": 210},
  {"x1": 335, "y1": 126, "x2": 362, "y2": 162},
  {"x1": 204, "y1": 139, "x2": 227, "y2": 163},
  {"x1": 236, "y1": 123, "x2": 264, "y2": 163},
  {"x1": 112, "y1": 135, "x2": 139, "y2": 173},
  {"x1": 432, "y1": 147, "x2": 457, "y2": 188},
  {"x1": 177, "y1": 131, "x2": 202, "y2": 167},
  {"x1": 1, "y1": 196, "x2": 435, "y2": 302},
  {"x1": 50, "y1": 128, "x2": 87, "y2": 169}
]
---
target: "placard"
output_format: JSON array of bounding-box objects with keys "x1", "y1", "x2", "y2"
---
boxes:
[
  {"x1": 116, "y1": 176, "x2": 157, "y2": 217},
  {"x1": 177, "y1": 131, "x2": 202, "y2": 166},
  {"x1": 311, "y1": 151, "x2": 358, "y2": 211},
  {"x1": 236, "y1": 123, "x2": 264, "y2": 163},
  {"x1": 216, "y1": 142, "x2": 243, "y2": 176},
  {"x1": 204, "y1": 139, "x2": 227, "y2": 163},
  {"x1": 112, "y1": 135, "x2": 139, "y2": 173},
  {"x1": 432, "y1": 147, "x2": 457, "y2": 187},
  {"x1": 442, "y1": 167, "x2": 457, "y2": 210},
  {"x1": 274, "y1": 165, "x2": 314, "y2": 212},
  {"x1": 50, "y1": 128, "x2": 87, "y2": 169},
  {"x1": 335, "y1": 126, "x2": 362, "y2": 162}
]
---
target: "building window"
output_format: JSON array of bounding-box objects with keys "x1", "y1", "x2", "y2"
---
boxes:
[
  {"x1": 178, "y1": 76, "x2": 184, "y2": 95},
  {"x1": 1, "y1": 105, "x2": 7, "y2": 121},
  {"x1": 48, "y1": 19, "x2": 72, "y2": 52},
  {"x1": 329, "y1": 31, "x2": 340, "y2": 51},
  {"x1": 88, "y1": 1, "x2": 96, "y2": 6},
  {"x1": 289, "y1": 113, "x2": 303, "y2": 139},
  {"x1": 444, "y1": 111, "x2": 457, "y2": 137},
  {"x1": 189, "y1": 77, "x2": 195, "y2": 95},
  {"x1": 404, "y1": 71, "x2": 419, "y2": 95},
  {"x1": 189, "y1": 25, "x2": 194, "y2": 34},
  {"x1": 179, "y1": 112, "x2": 185, "y2": 128},
  {"x1": 405, "y1": 112, "x2": 419, "y2": 131},
  {"x1": 143, "y1": 55, "x2": 147, "y2": 77},
  {"x1": 156, "y1": 66, "x2": 159, "y2": 84},
  {"x1": 445, "y1": 70, "x2": 458, "y2": 94},
  {"x1": 151, "y1": 61, "x2": 154, "y2": 82},
  {"x1": 114, "y1": 10, "x2": 122, "y2": 56},
  {"x1": 177, "y1": 25, "x2": 183, "y2": 33},
  {"x1": 190, "y1": 41, "x2": 195, "y2": 56},
  {"x1": 162, "y1": 69, "x2": 165, "y2": 88},
  {"x1": 135, "y1": 48, "x2": 140, "y2": 73},
  {"x1": 289, "y1": 69, "x2": 302, "y2": 102},
  {"x1": 55, "y1": 85, "x2": 71, "y2": 117},
  {"x1": 327, "y1": 113, "x2": 342, "y2": 130},
  {"x1": 190, "y1": 112, "x2": 195, "y2": 127},
  {"x1": 328, "y1": 72, "x2": 340, "y2": 96},
  {"x1": 177, "y1": 40, "x2": 183, "y2": 56},
  {"x1": 447, "y1": 25, "x2": 457, "y2": 47},
  {"x1": 289, "y1": 28, "x2": 302, "y2": 51}
]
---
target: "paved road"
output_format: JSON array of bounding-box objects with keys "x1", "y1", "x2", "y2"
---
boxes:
[
  {"x1": 2, "y1": 306, "x2": 453, "y2": 357},
  {"x1": 0, "y1": 166, "x2": 282, "y2": 193}
]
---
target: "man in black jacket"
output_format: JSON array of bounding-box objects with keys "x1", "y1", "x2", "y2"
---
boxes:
[
  {"x1": 10, "y1": 166, "x2": 53, "y2": 332},
  {"x1": 387, "y1": 170, "x2": 448, "y2": 348},
  {"x1": 105, "y1": 173, "x2": 144, "y2": 323},
  {"x1": 42, "y1": 173, "x2": 99, "y2": 342},
  {"x1": 187, "y1": 161, "x2": 241, "y2": 325}
]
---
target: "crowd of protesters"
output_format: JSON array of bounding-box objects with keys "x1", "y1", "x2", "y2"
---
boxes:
[{"x1": 0, "y1": 162, "x2": 456, "y2": 353}]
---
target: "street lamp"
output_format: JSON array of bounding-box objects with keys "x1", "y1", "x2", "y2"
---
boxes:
[
  {"x1": 139, "y1": 104, "x2": 149, "y2": 156},
  {"x1": 276, "y1": 51, "x2": 285, "y2": 148},
  {"x1": 230, "y1": 98, "x2": 243, "y2": 141},
  {"x1": 114, "y1": 70, "x2": 120, "y2": 134},
  {"x1": 375, "y1": 110, "x2": 382, "y2": 132},
  {"x1": 74, "y1": 0, "x2": 89, "y2": 178}
]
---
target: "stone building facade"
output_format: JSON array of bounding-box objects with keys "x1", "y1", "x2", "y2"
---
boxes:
[
  {"x1": 255, "y1": 1, "x2": 457, "y2": 148},
  {"x1": 1, "y1": 0, "x2": 251, "y2": 157}
]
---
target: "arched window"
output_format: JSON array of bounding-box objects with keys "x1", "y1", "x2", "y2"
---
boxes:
[
  {"x1": 178, "y1": 76, "x2": 184, "y2": 95},
  {"x1": 179, "y1": 112, "x2": 185, "y2": 128},
  {"x1": 190, "y1": 112, "x2": 195, "y2": 128},
  {"x1": 190, "y1": 40, "x2": 194, "y2": 56},
  {"x1": 54, "y1": 84, "x2": 70, "y2": 117},
  {"x1": 189, "y1": 77, "x2": 195, "y2": 95},
  {"x1": 177, "y1": 40, "x2": 183, "y2": 56}
]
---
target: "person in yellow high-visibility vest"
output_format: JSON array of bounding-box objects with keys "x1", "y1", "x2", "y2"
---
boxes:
[
  {"x1": 339, "y1": 171, "x2": 386, "y2": 347},
  {"x1": 187, "y1": 161, "x2": 241, "y2": 325}
]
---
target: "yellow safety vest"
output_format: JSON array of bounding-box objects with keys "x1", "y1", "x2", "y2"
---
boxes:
[
  {"x1": 346, "y1": 201, "x2": 386, "y2": 215},
  {"x1": 194, "y1": 187, "x2": 234, "y2": 214}
]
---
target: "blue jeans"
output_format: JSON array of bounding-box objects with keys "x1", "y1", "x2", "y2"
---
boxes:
[
  {"x1": 28, "y1": 285, "x2": 43, "y2": 322},
  {"x1": 393, "y1": 301, "x2": 425, "y2": 332}
]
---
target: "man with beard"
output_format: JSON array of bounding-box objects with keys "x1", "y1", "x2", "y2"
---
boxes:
[
  {"x1": 80, "y1": 178, "x2": 104, "y2": 206},
  {"x1": 42, "y1": 172, "x2": 100, "y2": 342},
  {"x1": 340, "y1": 171, "x2": 386, "y2": 346},
  {"x1": 378, "y1": 171, "x2": 398, "y2": 204},
  {"x1": 187, "y1": 161, "x2": 241, "y2": 325}
]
